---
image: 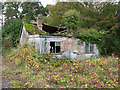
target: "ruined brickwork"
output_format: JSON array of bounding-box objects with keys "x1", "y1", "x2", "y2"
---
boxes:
[
  {"x1": 37, "y1": 14, "x2": 43, "y2": 30},
  {"x1": 61, "y1": 38, "x2": 85, "y2": 55}
]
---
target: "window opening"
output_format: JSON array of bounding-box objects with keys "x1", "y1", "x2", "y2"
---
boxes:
[
  {"x1": 50, "y1": 42, "x2": 61, "y2": 53},
  {"x1": 85, "y1": 42, "x2": 94, "y2": 53},
  {"x1": 90, "y1": 43, "x2": 94, "y2": 52},
  {"x1": 85, "y1": 42, "x2": 89, "y2": 52}
]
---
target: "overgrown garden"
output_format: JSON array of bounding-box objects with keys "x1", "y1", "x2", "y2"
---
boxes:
[
  {"x1": 2, "y1": 44, "x2": 119, "y2": 88},
  {"x1": 1, "y1": 1, "x2": 120, "y2": 88}
]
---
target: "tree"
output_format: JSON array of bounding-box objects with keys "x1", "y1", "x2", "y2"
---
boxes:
[
  {"x1": 21, "y1": 2, "x2": 48, "y2": 23},
  {"x1": 61, "y1": 9, "x2": 81, "y2": 36},
  {"x1": 3, "y1": 2, "x2": 21, "y2": 21},
  {"x1": 46, "y1": 2, "x2": 81, "y2": 27},
  {"x1": 96, "y1": 2, "x2": 120, "y2": 55},
  {"x1": 2, "y1": 1, "x2": 46, "y2": 47},
  {"x1": 2, "y1": 19, "x2": 22, "y2": 47}
]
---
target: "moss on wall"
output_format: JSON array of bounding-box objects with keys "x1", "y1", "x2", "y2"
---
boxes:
[
  {"x1": 23, "y1": 23, "x2": 49, "y2": 35},
  {"x1": 24, "y1": 23, "x2": 38, "y2": 35}
]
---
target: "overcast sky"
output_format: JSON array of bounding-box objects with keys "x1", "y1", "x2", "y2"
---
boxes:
[{"x1": 40, "y1": 0, "x2": 56, "y2": 7}]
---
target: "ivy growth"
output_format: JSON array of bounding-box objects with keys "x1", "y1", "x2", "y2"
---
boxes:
[{"x1": 75, "y1": 28, "x2": 105, "y2": 54}]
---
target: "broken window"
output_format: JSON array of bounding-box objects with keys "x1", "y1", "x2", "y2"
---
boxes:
[
  {"x1": 50, "y1": 42, "x2": 61, "y2": 53},
  {"x1": 85, "y1": 42, "x2": 94, "y2": 53},
  {"x1": 85, "y1": 42, "x2": 89, "y2": 52},
  {"x1": 90, "y1": 43, "x2": 94, "y2": 52}
]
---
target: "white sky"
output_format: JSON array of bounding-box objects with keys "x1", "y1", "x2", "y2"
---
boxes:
[{"x1": 40, "y1": 0, "x2": 56, "y2": 7}]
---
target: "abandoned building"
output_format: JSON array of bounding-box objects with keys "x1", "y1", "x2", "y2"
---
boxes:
[{"x1": 20, "y1": 14, "x2": 99, "y2": 59}]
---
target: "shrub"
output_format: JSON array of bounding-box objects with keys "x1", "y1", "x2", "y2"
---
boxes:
[{"x1": 2, "y1": 19, "x2": 22, "y2": 47}]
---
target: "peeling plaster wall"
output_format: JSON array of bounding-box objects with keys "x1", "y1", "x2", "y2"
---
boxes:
[
  {"x1": 61, "y1": 38, "x2": 85, "y2": 54},
  {"x1": 60, "y1": 38, "x2": 86, "y2": 59},
  {"x1": 20, "y1": 25, "x2": 29, "y2": 45},
  {"x1": 39, "y1": 37, "x2": 67, "y2": 54},
  {"x1": 38, "y1": 37, "x2": 99, "y2": 59},
  {"x1": 28, "y1": 35, "x2": 40, "y2": 51}
]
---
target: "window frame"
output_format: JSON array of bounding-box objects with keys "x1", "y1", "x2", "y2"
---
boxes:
[
  {"x1": 85, "y1": 42, "x2": 95, "y2": 54},
  {"x1": 50, "y1": 41, "x2": 61, "y2": 54}
]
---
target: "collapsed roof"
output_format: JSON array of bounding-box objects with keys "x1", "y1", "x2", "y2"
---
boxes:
[
  {"x1": 31, "y1": 22, "x2": 66, "y2": 34},
  {"x1": 42, "y1": 23, "x2": 66, "y2": 34}
]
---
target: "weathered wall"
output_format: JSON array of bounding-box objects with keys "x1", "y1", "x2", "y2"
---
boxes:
[
  {"x1": 60, "y1": 38, "x2": 85, "y2": 59},
  {"x1": 28, "y1": 35, "x2": 40, "y2": 51},
  {"x1": 37, "y1": 37, "x2": 99, "y2": 59},
  {"x1": 20, "y1": 25, "x2": 29, "y2": 45},
  {"x1": 39, "y1": 37, "x2": 67, "y2": 54},
  {"x1": 61, "y1": 38, "x2": 85, "y2": 54}
]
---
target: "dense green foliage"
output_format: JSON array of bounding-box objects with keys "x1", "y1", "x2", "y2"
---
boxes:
[
  {"x1": 76, "y1": 28, "x2": 104, "y2": 53},
  {"x1": 3, "y1": 2, "x2": 48, "y2": 23},
  {"x1": 3, "y1": 2, "x2": 21, "y2": 21},
  {"x1": 61, "y1": 9, "x2": 81, "y2": 35},
  {"x1": 45, "y1": 2, "x2": 120, "y2": 56},
  {"x1": 4, "y1": 45, "x2": 118, "y2": 88},
  {"x1": 2, "y1": 19, "x2": 22, "y2": 47}
]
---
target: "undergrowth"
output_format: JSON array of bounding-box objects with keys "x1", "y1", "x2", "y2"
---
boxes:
[{"x1": 3, "y1": 44, "x2": 119, "y2": 88}]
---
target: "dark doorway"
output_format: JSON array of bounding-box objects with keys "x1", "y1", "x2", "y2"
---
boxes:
[{"x1": 50, "y1": 42, "x2": 55, "y2": 53}]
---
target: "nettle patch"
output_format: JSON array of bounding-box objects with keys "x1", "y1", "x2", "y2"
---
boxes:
[{"x1": 6, "y1": 44, "x2": 118, "y2": 88}]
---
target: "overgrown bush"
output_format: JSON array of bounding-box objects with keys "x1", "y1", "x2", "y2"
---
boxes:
[
  {"x1": 2, "y1": 37, "x2": 12, "y2": 49},
  {"x1": 76, "y1": 28, "x2": 104, "y2": 54},
  {"x1": 2, "y1": 19, "x2": 22, "y2": 47},
  {"x1": 2, "y1": 37, "x2": 13, "y2": 56},
  {"x1": 6, "y1": 44, "x2": 73, "y2": 68},
  {"x1": 102, "y1": 35, "x2": 120, "y2": 56}
]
